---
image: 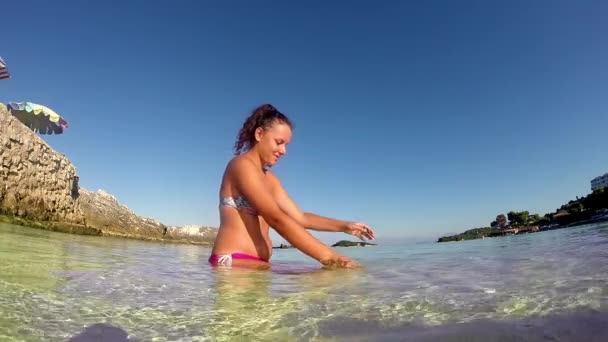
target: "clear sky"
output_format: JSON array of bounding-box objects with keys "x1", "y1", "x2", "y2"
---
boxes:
[{"x1": 2, "y1": 1, "x2": 607, "y2": 244}]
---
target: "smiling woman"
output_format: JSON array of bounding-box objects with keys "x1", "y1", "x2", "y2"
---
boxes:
[{"x1": 208, "y1": 104, "x2": 375, "y2": 269}]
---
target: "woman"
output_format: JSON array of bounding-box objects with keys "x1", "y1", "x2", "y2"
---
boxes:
[{"x1": 209, "y1": 104, "x2": 375, "y2": 269}]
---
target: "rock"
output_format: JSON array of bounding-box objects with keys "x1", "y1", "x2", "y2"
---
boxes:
[
  {"x1": 69, "y1": 323, "x2": 130, "y2": 342},
  {"x1": 331, "y1": 240, "x2": 377, "y2": 247},
  {"x1": 78, "y1": 188, "x2": 166, "y2": 238},
  {"x1": 0, "y1": 105, "x2": 85, "y2": 224},
  {"x1": 165, "y1": 224, "x2": 218, "y2": 242}
]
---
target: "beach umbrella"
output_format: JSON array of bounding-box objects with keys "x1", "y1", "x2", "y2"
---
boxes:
[
  {"x1": 0, "y1": 56, "x2": 9, "y2": 80},
  {"x1": 7, "y1": 102, "x2": 68, "y2": 135}
]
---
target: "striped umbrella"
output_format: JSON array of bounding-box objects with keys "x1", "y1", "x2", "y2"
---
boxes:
[
  {"x1": 7, "y1": 102, "x2": 68, "y2": 135},
  {"x1": 0, "y1": 56, "x2": 9, "y2": 80}
]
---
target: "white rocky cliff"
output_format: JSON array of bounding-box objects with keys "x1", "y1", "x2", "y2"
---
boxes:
[{"x1": 0, "y1": 103, "x2": 217, "y2": 244}]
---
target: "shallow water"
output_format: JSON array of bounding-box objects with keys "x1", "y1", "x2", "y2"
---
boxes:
[{"x1": 1, "y1": 222, "x2": 607, "y2": 341}]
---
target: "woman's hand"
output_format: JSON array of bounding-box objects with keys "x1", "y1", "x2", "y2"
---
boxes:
[
  {"x1": 343, "y1": 222, "x2": 375, "y2": 241},
  {"x1": 320, "y1": 254, "x2": 361, "y2": 269}
]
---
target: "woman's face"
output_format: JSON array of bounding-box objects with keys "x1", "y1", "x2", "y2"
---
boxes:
[{"x1": 254, "y1": 121, "x2": 292, "y2": 167}]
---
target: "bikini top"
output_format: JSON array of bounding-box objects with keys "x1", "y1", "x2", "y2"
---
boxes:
[{"x1": 220, "y1": 195, "x2": 258, "y2": 216}]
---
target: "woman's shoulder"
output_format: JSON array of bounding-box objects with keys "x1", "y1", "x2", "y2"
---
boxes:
[
  {"x1": 225, "y1": 154, "x2": 251, "y2": 171},
  {"x1": 224, "y1": 155, "x2": 264, "y2": 180}
]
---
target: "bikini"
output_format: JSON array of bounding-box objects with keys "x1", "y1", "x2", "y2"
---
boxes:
[
  {"x1": 220, "y1": 196, "x2": 258, "y2": 216},
  {"x1": 208, "y1": 195, "x2": 268, "y2": 266}
]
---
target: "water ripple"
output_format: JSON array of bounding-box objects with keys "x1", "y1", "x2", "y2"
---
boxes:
[{"x1": 1, "y1": 221, "x2": 607, "y2": 341}]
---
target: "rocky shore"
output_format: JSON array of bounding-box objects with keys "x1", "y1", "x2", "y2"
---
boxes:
[
  {"x1": 0, "y1": 103, "x2": 217, "y2": 245},
  {"x1": 332, "y1": 240, "x2": 377, "y2": 247}
]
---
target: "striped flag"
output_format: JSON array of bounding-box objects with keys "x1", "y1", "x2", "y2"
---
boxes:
[{"x1": 0, "y1": 56, "x2": 10, "y2": 80}]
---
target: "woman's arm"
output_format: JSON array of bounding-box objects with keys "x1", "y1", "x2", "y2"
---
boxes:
[
  {"x1": 230, "y1": 158, "x2": 359, "y2": 267},
  {"x1": 302, "y1": 212, "x2": 348, "y2": 233},
  {"x1": 268, "y1": 172, "x2": 375, "y2": 240}
]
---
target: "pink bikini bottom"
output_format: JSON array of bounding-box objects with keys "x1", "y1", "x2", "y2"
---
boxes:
[{"x1": 208, "y1": 252, "x2": 268, "y2": 266}]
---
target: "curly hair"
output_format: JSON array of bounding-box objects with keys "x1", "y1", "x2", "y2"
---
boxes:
[{"x1": 233, "y1": 104, "x2": 293, "y2": 155}]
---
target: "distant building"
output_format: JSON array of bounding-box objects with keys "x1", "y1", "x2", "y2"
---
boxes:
[{"x1": 591, "y1": 173, "x2": 608, "y2": 191}]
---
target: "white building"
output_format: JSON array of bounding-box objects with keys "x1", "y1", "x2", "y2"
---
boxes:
[{"x1": 591, "y1": 173, "x2": 608, "y2": 191}]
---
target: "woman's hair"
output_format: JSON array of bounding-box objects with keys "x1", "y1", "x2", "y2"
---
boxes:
[{"x1": 233, "y1": 104, "x2": 293, "y2": 155}]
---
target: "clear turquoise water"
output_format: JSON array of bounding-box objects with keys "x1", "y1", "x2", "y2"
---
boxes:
[{"x1": 1, "y1": 222, "x2": 607, "y2": 341}]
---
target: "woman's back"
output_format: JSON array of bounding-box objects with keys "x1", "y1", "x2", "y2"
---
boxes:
[{"x1": 212, "y1": 157, "x2": 273, "y2": 261}]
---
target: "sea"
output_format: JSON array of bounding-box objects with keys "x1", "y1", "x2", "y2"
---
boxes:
[{"x1": 1, "y1": 221, "x2": 607, "y2": 341}]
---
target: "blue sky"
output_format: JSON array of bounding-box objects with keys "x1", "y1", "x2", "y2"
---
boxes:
[{"x1": 1, "y1": 1, "x2": 607, "y2": 244}]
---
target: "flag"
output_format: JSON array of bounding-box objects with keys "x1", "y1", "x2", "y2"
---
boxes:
[{"x1": 0, "y1": 56, "x2": 10, "y2": 80}]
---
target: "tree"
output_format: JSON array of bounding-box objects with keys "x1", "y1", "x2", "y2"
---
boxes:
[
  {"x1": 528, "y1": 213, "x2": 541, "y2": 224},
  {"x1": 583, "y1": 188, "x2": 608, "y2": 211},
  {"x1": 490, "y1": 220, "x2": 498, "y2": 228},
  {"x1": 508, "y1": 211, "x2": 529, "y2": 227},
  {"x1": 536, "y1": 217, "x2": 551, "y2": 226}
]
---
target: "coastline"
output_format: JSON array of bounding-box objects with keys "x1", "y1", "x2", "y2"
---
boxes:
[
  {"x1": 438, "y1": 216, "x2": 608, "y2": 243},
  {"x1": 0, "y1": 214, "x2": 215, "y2": 246}
]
